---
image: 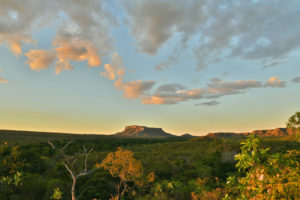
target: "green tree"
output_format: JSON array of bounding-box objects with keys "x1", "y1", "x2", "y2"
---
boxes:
[
  {"x1": 224, "y1": 135, "x2": 300, "y2": 200},
  {"x1": 0, "y1": 142, "x2": 25, "y2": 199},
  {"x1": 51, "y1": 188, "x2": 63, "y2": 200},
  {"x1": 287, "y1": 111, "x2": 300, "y2": 141}
]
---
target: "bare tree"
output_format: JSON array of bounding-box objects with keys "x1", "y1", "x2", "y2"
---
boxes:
[{"x1": 48, "y1": 140, "x2": 96, "y2": 200}]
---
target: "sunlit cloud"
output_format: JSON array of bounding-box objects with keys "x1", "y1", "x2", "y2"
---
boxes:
[
  {"x1": 54, "y1": 35, "x2": 102, "y2": 71},
  {"x1": 0, "y1": 0, "x2": 297, "y2": 108},
  {"x1": 141, "y1": 77, "x2": 286, "y2": 105},
  {"x1": 25, "y1": 50, "x2": 56, "y2": 71},
  {"x1": 101, "y1": 52, "x2": 125, "y2": 80},
  {"x1": 264, "y1": 76, "x2": 286, "y2": 88},
  {"x1": 0, "y1": 0, "x2": 115, "y2": 71},
  {"x1": 0, "y1": 77, "x2": 8, "y2": 84},
  {"x1": 115, "y1": 79, "x2": 156, "y2": 99}
]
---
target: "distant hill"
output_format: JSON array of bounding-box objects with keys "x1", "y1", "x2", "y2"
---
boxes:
[
  {"x1": 205, "y1": 128, "x2": 296, "y2": 138},
  {"x1": 180, "y1": 133, "x2": 194, "y2": 138},
  {"x1": 0, "y1": 126, "x2": 296, "y2": 143},
  {"x1": 114, "y1": 125, "x2": 175, "y2": 137},
  {"x1": 0, "y1": 129, "x2": 108, "y2": 142}
]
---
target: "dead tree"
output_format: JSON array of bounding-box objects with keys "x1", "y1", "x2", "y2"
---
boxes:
[{"x1": 48, "y1": 140, "x2": 96, "y2": 200}]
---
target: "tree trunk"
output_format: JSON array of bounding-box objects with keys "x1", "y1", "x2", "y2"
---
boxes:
[{"x1": 71, "y1": 178, "x2": 77, "y2": 200}]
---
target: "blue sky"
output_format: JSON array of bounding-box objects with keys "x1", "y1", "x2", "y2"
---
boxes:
[{"x1": 0, "y1": 0, "x2": 300, "y2": 135}]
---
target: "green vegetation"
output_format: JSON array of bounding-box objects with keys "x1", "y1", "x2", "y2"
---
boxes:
[
  {"x1": 0, "y1": 113, "x2": 299, "y2": 199},
  {"x1": 0, "y1": 136, "x2": 298, "y2": 200},
  {"x1": 225, "y1": 135, "x2": 299, "y2": 199},
  {"x1": 287, "y1": 111, "x2": 300, "y2": 141}
]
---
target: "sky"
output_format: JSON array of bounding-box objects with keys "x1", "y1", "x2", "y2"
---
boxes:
[{"x1": 0, "y1": 0, "x2": 300, "y2": 136}]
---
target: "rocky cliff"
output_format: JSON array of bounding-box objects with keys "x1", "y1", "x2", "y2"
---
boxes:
[
  {"x1": 206, "y1": 128, "x2": 296, "y2": 138},
  {"x1": 114, "y1": 125, "x2": 175, "y2": 137}
]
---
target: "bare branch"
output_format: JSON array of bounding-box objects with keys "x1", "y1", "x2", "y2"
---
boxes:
[
  {"x1": 48, "y1": 139, "x2": 56, "y2": 150},
  {"x1": 84, "y1": 146, "x2": 93, "y2": 173},
  {"x1": 71, "y1": 154, "x2": 84, "y2": 166},
  {"x1": 64, "y1": 162, "x2": 75, "y2": 180},
  {"x1": 48, "y1": 141, "x2": 96, "y2": 200},
  {"x1": 76, "y1": 168, "x2": 96, "y2": 179}
]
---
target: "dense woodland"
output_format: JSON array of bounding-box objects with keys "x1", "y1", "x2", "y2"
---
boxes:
[{"x1": 0, "y1": 113, "x2": 299, "y2": 200}]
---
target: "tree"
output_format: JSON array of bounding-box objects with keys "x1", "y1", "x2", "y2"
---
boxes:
[
  {"x1": 51, "y1": 188, "x2": 63, "y2": 200},
  {"x1": 101, "y1": 147, "x2": 154, "y2": 200},
  {"x1": 48, "y1": 140, "x2": 96, "y2": 200},
  {"x1": 287, "y1": 111, "x2": 300, "y2": 141},
  {"x1": 224, "y1": 135, "x2": 300, "y2": 199},
  {"x1": 0, "y1": 142, "x2": 24, "y2": 199}
]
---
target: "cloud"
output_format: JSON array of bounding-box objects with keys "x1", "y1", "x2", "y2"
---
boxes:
[
  {"x1": 206, "y1": 78, "x2": 263, "y2": 98},
  {"x1": 292, "y1": 76, "x2": 300, "y2": 83},
  {"x1": 262, "y1": 60, "x2": 287, "y2": 69},
  {"x1": 115, "y1": 79, "x2": 156, "y2": 99},
  {"x1": 0, "y1": 69, "x2": 8, "y2": 84},
  {"x1": 101, "y1": 52, "x2": 125, "y2": 80},
  {"x1": 142, "y1": 83, "x2": 203, "y2": 104},
  {"x1": 0, "y1": 0, "x2": 116, "y2": 72},
  {"x1": 0, "y1": 0, "x2": 55, "y2": 56},
  {"x1": 55, "y1": 59, "x2": 73, "y2": 75},
  {"x1": 264, "y1": 76, "x2": 286, "y2": 88},
  {"x1": 0, "y1": 77, "x2": 8, "y2": 84},
  {"x1": 124, "y1": 0, "x2": 205, "y2": 55},
  {"x1": 195, "y1": 100, "x2": 219, "y2": 107},
  {"x1": 53, "y1": 32, "x2": 103, "y2": 73},
  {"x1": 142, "y1": 88, "x2": 204, "y2": 105},
  {"x1": 156, "y1": 83, "x2": 186, "y2": 93},
  {"x1": 141, "y1": 77, "x2": 286, "y2": 105},
  {"x1": 49, "y1": 1, "x2": 116, "y2": 73},
  {"x1": 124, "y1": 0, "x2": 300, "y2": 69},
  {"x1": 25, "y1": 50, "x2": 56, "y2": 71},
  {"x1": 101, "y1": 52, "x2": 156, "y2": 101}
]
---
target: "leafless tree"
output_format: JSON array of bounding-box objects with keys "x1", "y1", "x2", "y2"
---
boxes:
[{"x1": 48, "y1": 140, "x2": 96, "y2": 200}]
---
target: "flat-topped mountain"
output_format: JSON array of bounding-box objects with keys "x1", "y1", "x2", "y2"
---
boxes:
[
  {"x1": 206, "y1": 128, "x2": 296, "y2": 138},
  {"x1": 114, "y1": 125, "x2": 175, "y2": 137},
  {"x1": 180, "y1": 133, "x2": 194, "y2": 138}
]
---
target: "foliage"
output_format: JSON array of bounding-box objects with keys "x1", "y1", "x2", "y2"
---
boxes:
[
  {"x1": 1, "y1": 171, "x2": 23, "y2": 187},
  {"x1": 0, "y1": 131, "x2": 299, "y2": 199},
  {"x1": 51, "y1": 187, "x2": 63, "y2": 200},
  {"x1": 287, "y1": 111, "x2": 300, "y2": 141},
  {"x1": 101, "y1": 147, "x2": 154, "y2": 200},
  {"x1": 191, "y1": 177, "x2": 226, "y2": 200},
  {"x1": 225, "y1": 135, "x2": 300, "y2": 200}
]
